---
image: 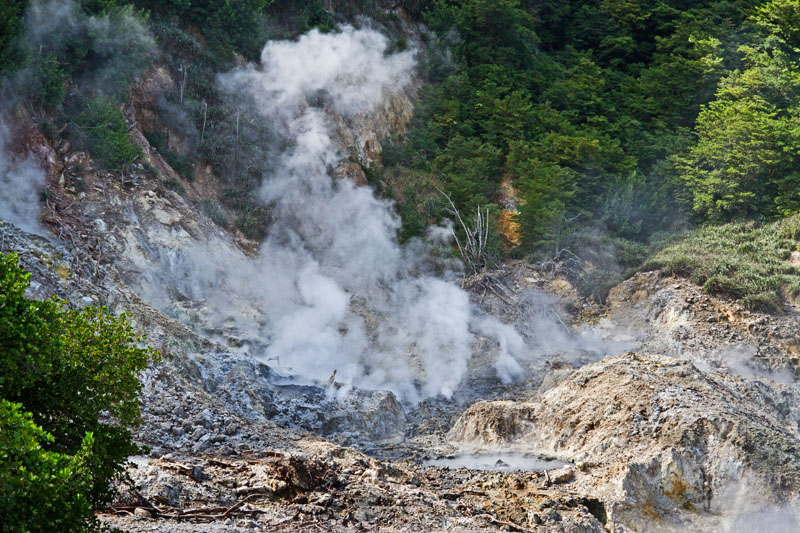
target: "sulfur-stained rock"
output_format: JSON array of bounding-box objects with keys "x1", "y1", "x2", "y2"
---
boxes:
[{"x1": 450, "y1": 352, "x2": 800, "y2": 531}]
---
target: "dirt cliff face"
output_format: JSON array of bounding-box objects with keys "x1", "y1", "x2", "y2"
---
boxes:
[
  {"x1": 598, "y1": 271, "x2": 800, "y2": 379},
  {"x1": 449, "y1": 352, "x2": 800, "y2": 531}
]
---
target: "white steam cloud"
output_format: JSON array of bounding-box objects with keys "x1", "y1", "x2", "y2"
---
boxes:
[
  {"x1": 214, "y1": 26, "x2": 485, "y2": 401},
  {"x1": 715, "y1": 477, "x2": 800, "y2": 533},
  {"x1": 0, "y1": 120, "x2": 46, "y2": 237},
  {"x1": 129, "y1": 27, "x2": 630, "y2": 402},
  {"x1": 132, "y1": 26, "x2": 539, "y2": 402}
]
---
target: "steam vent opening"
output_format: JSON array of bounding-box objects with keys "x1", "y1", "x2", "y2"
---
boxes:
[
  {"x1": 4, "y1": 1, "x2": 800, "y2": 531},
  {"x1": 423, "y1": 453, "x2": 569, "y2": 472}
]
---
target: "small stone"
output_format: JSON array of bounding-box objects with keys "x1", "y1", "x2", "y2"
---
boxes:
[
  {"x1": 190, "y1": 465, "x2": 205, "y2": 481},
  {"x1": 297, "y1": 504, "x2": 325, "y2": 515},
  {"x1": 268, "y1": 479, "x2": 288, "y2": 494},
  {"x1": 550, "y1": 467, "x2": 574, "y2": 484},
  {"x1": 133, "y1": 508, "x2": 151, "y2": 519},
  {"x1": 314, "y1": 493, "x2": 333, "y2": 506},
  {"x1": 219, "y1": 445, "x2": 234, "y2": 456},
  {"x1": 352, "y1": 510, "x2": 373, "y2": 522},
  {"x1": 361, "y1": 468, "x2": 381, "y2": 482}
]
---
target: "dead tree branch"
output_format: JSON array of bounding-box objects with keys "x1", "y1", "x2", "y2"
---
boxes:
[{"x1": 437, "y1": 187, "x2": 494, "y2": 275}]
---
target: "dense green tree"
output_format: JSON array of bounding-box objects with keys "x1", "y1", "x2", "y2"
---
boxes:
[
  {"x1": 0, "y1": 0, "x2": 26, "y2": 72},
  {"x1": 0, "y1": 252, "x2": 156, "y2": 511},
  {"x1": 429, "y1": 0, "x2": 539, "y2": 72},
  {"x1": 677, "y1": 1, "x2": 800, "y2": 221},
  {"x1": 433, "y1": 135, "x2": 502, "y2": 218},
  {"x1": 506, "y1": 141, "x2": 575, "y2": 250}
]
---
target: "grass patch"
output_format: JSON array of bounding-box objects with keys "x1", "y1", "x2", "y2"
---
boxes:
[
  {"x1": 162, "y1": 178, "x2": 185, "y2": 194},
  {"x1": 640, "y1": 214, "x2": 800, "y2": 312}
]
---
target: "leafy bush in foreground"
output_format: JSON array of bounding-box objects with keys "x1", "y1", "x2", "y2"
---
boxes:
[
  {"x1": 0, "y1": 252, "x2": 156, "y2": 528},
  {"x1": 0, "y1": 400, "x2": 94, "y2": 533}
]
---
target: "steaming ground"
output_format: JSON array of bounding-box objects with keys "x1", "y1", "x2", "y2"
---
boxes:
[
  {"x1": 133, "y1": 26, "x2": 544, "y2": 402},
  {"x1": 5, "y1": 4, "x2": 800, "y2": 533},
  {"x1": 0, "y1": 119, "x2": 47, "y2": 237}
]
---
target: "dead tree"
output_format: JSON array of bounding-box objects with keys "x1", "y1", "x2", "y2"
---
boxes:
[{"x1": 437, "y1": 187, "x2": 492, "y2": 275}]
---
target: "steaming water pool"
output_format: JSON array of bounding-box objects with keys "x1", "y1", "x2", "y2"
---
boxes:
[{"x1": 423, "y1": 453, "x2": 568, "y2": 472}]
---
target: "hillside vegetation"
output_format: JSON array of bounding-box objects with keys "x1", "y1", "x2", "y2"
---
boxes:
[
  {"x1": 3, "y1": 0, "x2": 800, "y2": 308},
  {"x1": 381, "y1": 0, "x2": 800, "y2": 304},
  {"x1": 642, "y1": 214, "x2": 800, "y2": 312}
]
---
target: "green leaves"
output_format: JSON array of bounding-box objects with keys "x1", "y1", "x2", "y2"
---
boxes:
[
  {"x1": 76, "y1": 96, "x2": 143, "y2": 171},
  {"x1": 0, "y1": 0, "x2": 27, "y2": 73},
  {"x1": 675, "y1": 6, "x2": 800, "y2": 223},
  {"x1": 0, "y1": 400, "x2": 95, "y2": 533},
  {"x1": 643, "y1": 215, "x2": 800, "y2": 312},
  {"x1": 507, "y1": 141, "x2": 575, "y2": 251},
  {"x1": 0, "y1": 252, "x2": 156, "y2": 522},
  {"x1": 677, "y1": 92, "x2": 783, "y2": 220}
]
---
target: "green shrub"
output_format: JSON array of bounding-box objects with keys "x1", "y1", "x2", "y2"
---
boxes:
[
  {"x1": 163, "y1": 178, "x2": 186, "y2": 194},
  {"x1": 235, "y1": 207, "x2": 271, "y2": 241},
  {"x1": 0, "y1": 400, "x2": 95, "y2": 532},
  {"x1": 0, "y1": 252, "x2": 156, "y2": 510},
  {"x1": 137, "y1": 0, "x2": 270, "y2": 60},
  {"x1": 32, "y1": 53, "x2": 69, "y2": 110},
  {"x1": 0, "y1": 0, "x2": 26, "y2": 74},
  {"x1": 702, "y1": 275, "x2": 745, "y2": 298},
  {"x1": 163, "y1": 150, "x2": 194, "y2": 182},
  {"x1": 742, "y1": 292, "x2": 782, "y2": 313},
  {"x1": 76, "y1": 96, "x2": 142, "y2": 171}
]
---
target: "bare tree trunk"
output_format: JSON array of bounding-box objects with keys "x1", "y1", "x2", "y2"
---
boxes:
[{"x1": 437, "y1": 187, "x2": 492, "y2": 275}]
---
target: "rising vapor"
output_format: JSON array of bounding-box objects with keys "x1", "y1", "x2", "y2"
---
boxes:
[
  {"x1": 0, "y1": 120, "x2": 47, "y2": 237},
  {"x1": 135, "y1": 26, "x2": 530, "y2": 402},
  {"x1": 218, "y1": 26, "x2": 482, "y2": 401}
]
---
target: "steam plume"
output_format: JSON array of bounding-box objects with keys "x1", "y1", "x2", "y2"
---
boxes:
[
  {"x1": 130, "y1": 27, "x2": 572, "y2": 402},
  {"x1": 0, "y1": 120, "x2": 46, "y2": 237},
  {"x1": 214, "y1": 26, "x2": 483, "y2": 401}
]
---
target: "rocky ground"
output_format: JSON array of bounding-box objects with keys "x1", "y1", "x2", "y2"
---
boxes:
[{"x1": 94, "y1": 261, "x2": 800, "y2": 533}]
